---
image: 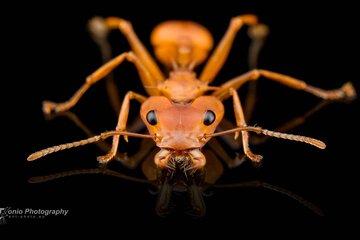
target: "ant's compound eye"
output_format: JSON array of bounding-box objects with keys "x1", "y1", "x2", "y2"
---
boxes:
[
  {"x1": 146, "y1": 110, "x2": 158, "y2": 125},
  {"x1": 203, "y1": 110, "x2": 216, "y2": 126}
]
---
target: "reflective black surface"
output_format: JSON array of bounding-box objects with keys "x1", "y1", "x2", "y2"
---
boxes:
[{"x1": 3, "y1": 0, "x2": 360, "y2": 230}]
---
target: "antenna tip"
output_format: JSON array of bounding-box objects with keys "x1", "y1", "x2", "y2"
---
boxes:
[
  {"x1": 314, "y1": 140, "x2": 326, "y2": 150},
  {"x1": 27, "y1": 152, "x2": 42, "y2": 161}
]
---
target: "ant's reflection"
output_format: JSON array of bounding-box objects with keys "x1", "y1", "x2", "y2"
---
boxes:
[
  {"x1": 29, "y1": 100, "x2": 331, "y2": 217},
  {"x1": 28, "y1": 152, "x2": 323, "y2": 217}
]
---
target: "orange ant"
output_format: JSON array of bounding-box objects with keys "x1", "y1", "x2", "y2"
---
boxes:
[{"x1": 28, "y1": 15, "x2": 356, "y2": 172}]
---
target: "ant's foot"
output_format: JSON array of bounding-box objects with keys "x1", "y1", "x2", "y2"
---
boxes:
[
  {"x1": 248, "y1": 24, "x2": 269, "y2": 39},
  {"x1": 42, "y1": 101, "x2": 71, "y2": 115},
  {"x1": 245, "y1": 150, "x2": 263, "y2": 163},
  {"x1": 42, "y1": 101, "x2": 59, "y2": 115},
  {"x1": 88, "y1": 16, "x2": 109, "y2": 40},
  {"x1": 341, "y1": 82, "x2": 357, "y2": 101},
  {"x1": 231, "y1": 15, "x2": 258, "y2": 29},
  {"x1": 97, "y1": 152, "x2": 115, "y2": 164}
]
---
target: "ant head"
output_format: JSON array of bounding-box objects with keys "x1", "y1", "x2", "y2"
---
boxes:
[{"x1": 140, "y1": 96, "x2": 224, "y2": 150}]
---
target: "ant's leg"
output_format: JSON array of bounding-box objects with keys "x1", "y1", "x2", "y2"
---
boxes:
[
  {"x1": 213, "y1": 69, "x2": 356, "y2": 101},
  {"x1": 105, "y1": 17, "x2": 165, "y2": 82},
  {"x1": 229, "y1": 88, "x2": 262, "y2": 162},
  {"x1": 245, "y1": 24, "x2": 269, "y2": 121},
  {"x1": 43, "y1": 52, "x2": 157, "y2": 114},
  {"x1": 97, "y1": 91, "x2": 147, "y2": 163},
  {"x1": 200, "y1": 15, "x2": 259, "y2": 83},
  {"x1": 88, "y1": 17, "x2": 121, "y2": 113},
  {"x1": 207, "y1": 138, "x2": 246, "y2": 168}
]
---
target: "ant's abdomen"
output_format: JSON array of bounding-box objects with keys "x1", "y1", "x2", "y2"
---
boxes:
[{"x1": 151, "y1": 21, "x2": 213, "y2": 68}]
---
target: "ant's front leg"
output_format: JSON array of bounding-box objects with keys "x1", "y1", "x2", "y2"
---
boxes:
[
  {"x1": 228, "y1": 88, "x2": 263, "y2": 162},
  {"x1": 43, "y1": 52, "x2": 157, "y2": 114},
  {"x1": 97, "y1": 91, "x2": 147, "y2": 164}
]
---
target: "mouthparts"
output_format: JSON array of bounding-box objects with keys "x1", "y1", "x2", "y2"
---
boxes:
[{"x1": 154, "y1": 148, "x2": 206, "y2": 173}]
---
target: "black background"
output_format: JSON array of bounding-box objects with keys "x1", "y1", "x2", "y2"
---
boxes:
[{"x1": 2, "y1": 0, "x2": 360, "y2": 232}]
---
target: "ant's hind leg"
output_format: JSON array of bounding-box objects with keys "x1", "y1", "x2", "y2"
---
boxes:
[
  {"x1": 200, "y1": 15, "x2": 259, "y2": 84},
  {"x1": 105, "y1": 17, "x2": 165, "y2": 82}
]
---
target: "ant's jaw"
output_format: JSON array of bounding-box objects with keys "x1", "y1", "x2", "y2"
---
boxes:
[{"x1": 154, "y1": 148, "x2": 206, "y2": 172}]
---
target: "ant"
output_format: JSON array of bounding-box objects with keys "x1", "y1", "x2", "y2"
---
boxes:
[{"x1": 28, "y1": 15, "x2": 356, "y2": 172}]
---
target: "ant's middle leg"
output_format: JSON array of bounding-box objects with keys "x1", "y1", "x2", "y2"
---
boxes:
[
  {"x1": 43, "y1": 52, "x2": 157, "y2": 114},
  {"x1": 213, "y1": 69, "x2": 356, "y2": 101}
]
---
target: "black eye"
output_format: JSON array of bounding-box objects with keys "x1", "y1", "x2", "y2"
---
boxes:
[
  {"x1": 146, "y1": 110, "x2": 157, "y2": 125},
  {"x1": 203, "y1": 110, "x2": 216, "y2": 126}
]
